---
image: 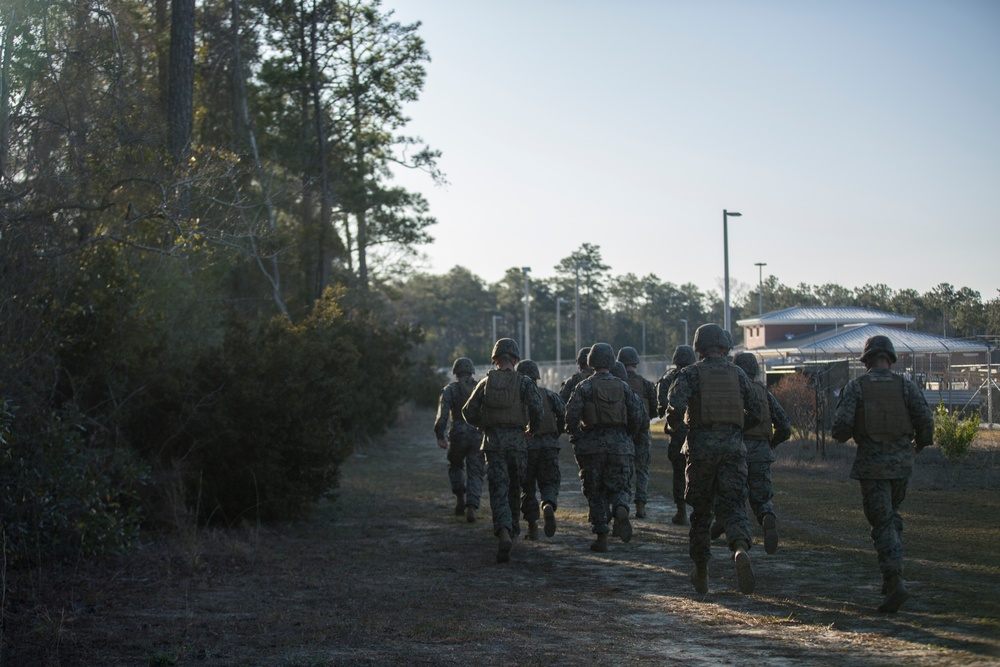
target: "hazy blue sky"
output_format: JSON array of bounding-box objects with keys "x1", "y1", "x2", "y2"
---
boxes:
[{"x1": 388, "y1": 0, "x2": 999, "y2": 302}]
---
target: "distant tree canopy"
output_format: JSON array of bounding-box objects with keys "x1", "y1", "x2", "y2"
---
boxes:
[{"x1": 388, "y1": 250, "x2": 999, "y2": 369}]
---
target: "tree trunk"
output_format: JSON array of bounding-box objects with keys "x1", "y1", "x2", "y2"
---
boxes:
[{"x1": 167, "y1": 0, "x2": 194, "y2": 167}]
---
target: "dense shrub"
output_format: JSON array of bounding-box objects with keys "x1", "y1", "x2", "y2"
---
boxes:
[
  {"x1": 0, "y1": 400, "x2": 149, "y2": 566},
  {"x1": 934, "y1": 403, "x2": 979, "y2": 463}
]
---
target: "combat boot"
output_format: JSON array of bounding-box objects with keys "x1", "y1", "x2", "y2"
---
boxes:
[
  {"x1": 733, "y1": 540, "x2": 755, "y2": 594},
  {"x1": 465, "y1": 505, "x2": 477, "y2": 523},
  {"x1": 635, "y1": 500, "x2": 646, "y2": 519},
  {"x1": 453, "y1": 492, "x2": 465, "y2": 515},
  {"x1": 542, "y1": 503, "x2": 557, "y2": 537},
  {"x1": 878, "y1": 574, "x2": 910, "y2": 613},
  {"x1": 526, "y1": 520, "x2": 539, "y2": 541},
  {"x1": 762, "y1": 514, "x2": 778, "y2": 555},
  {"x1": 590, "y1": 533, "x2": 609, "y2": 553},
  {"x1": 671, "y1": 502, "x2": 688, "y2": 525},
  {"x1": 691, "y1": 562, "x2": 709, "y2": 594},
  {"x1": 613, "y1": 506, "x2": 633, "y2": 543},
  {"x1": 496, "y1": 528, "x2": 513, "y2": 564},
  {"x1": 711, "y1": 521, "x2": 725, "y2": 540}
]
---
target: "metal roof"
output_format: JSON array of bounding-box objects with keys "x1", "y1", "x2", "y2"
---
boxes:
[
  {"x1": 737, "y1": 306, "x2": 914, "y2": 327},
  {"x1": 755, "y1": 324, "x2": 987, "y2": 357}
]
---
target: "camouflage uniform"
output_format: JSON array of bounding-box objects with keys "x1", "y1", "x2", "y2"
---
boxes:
[
  {"x1": 565, "y1": 346, "x2": 643, "y2": 543},
  {"x1": 516, "y1": 361, "x2": 567, "y2": 535},
  {"x1": 666, "y1": 354, "x2": 762, "y2": 566},
  {"x1": 656, "y1": 345, "x2": 696, "y2": 520},
  {"x1": 625, "y1": 367, "x2": 656, "y2": 509},
  {"x1": 433, "y1": 370, "x2": 486, "y2": 513},
  {"x1": 713, "y1": 354, "x2": 792, "y2": 535},
  {"x1": 831, "y1": 344, "x2": 934, "y2": 602},
  {"x1": 463, "y1": 367, "x2": 543, "y2": 541},
  {"x1": 559, "y1": 347, "x2": 594, "y2": 403}
]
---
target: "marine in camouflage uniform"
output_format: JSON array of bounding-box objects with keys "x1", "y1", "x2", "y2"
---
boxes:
[
  {"x1": 565, "y1": 344, "x2": 643, "y2": 553},
  {"x1": 618, "y1": 346, "x2": 657, "y2": 519},
  {"x1": 666, "y1": 324, "x2": 762, "y2": 595},
  {"x1": 434, "y1": 357, "x2": 486, "y2": 522},
  {"x1": 711, "y1": 353, "x2": 792, "y2": 554},
  {"x1": 559, "y1": 347, "x2": 594, "y2": 403},
  {"x1": 516, "y1": 359, "x2": 566, "y2": 540},
  {"x1": 831, "y1": 335, "x2": 934, "y2": 613},
  {"x1": 656, "y1": 345, "x2": 697, "y2": 525},
  {"x1": 463, "y1": 338, "x2": 543, "y2": 564}
]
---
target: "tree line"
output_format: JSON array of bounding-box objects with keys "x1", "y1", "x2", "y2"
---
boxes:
[{"x1": 390, "y1": 243, "x2": 1000, "y2": 370}]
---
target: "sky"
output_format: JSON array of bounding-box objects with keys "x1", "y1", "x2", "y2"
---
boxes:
[{"x1": 387, "y1": 0, "x2": 1000, "y2": 302}]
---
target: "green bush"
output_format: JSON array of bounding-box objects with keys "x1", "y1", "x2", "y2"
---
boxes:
[
  {"x1": 0, "y1": 400, "x2": 149, "y2": 566},
  {"x1": 934, "y1": 403, "x2": 979, "y2": 463}
]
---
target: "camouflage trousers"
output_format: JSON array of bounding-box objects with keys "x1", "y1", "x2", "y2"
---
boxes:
[
  {"x1": 859, "y1": 478, "x2": 909, "y2": 578},
  {"x1": 633, "y1": 432, "x2": 652, "y2": 504},
  {"x1": 667, "y1": 434, "x2": 686, "y2": 505},
  {"x1": 520, "y1": 448, "x2": 561, "y2": 521},
  {"x1": 685, "y1": 449, "x2": 751, "y2": 563},
  {"x1": 577, "y1": 452, "x2": 634, "y2": 535},
  {"x1": 714, "y1": 459, "x2": 775, "y2": 525},
  {"x1": 485, "y1": 448, "x2": 528, "y2": 538},
  {"x1": 447, "y1": 437, "x2": 486, "y2": 509}
]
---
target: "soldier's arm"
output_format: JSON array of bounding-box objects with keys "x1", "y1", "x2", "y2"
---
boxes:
[
  {"x1": 768, "y1": 391, "x2": 793, "y2": 447},
  {"x1": 655, "y1": 372, "x2": 672, "y2": 418},
  {"x1": 565, "y1": 388, "x2": 585, "y2": 441},
  {"x1": 550, "y1": 391, "x2": 567, "y2": 435},
  {"x1": 624, "y1": 380, "x2": 643, "y2": 437},
  {"x1": 830, "y1": 382, "x2": 859, "y2": 443},
  {"x1": 523, "y1": 379, "x2": 544, "y2": 435},
  {"x1": 665, "y1": 370, "x2": 692, "y2": 432},
  {"x1": 905, "y1": 380, "x2": 935, "y2": 451},
  {"x1": 739, "y1": 370, "x2": 763, "y2": 430},
  {"x1": 433, "y1": 385, "x2": 451, "y2": 440},
  {"x1": 461, "y1": 382, "x2": 485, "y2": 429}
]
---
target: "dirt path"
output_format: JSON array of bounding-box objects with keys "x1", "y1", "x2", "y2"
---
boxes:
[{"x1": 6, "y1": 407, "x2": 998, "y2": 666}]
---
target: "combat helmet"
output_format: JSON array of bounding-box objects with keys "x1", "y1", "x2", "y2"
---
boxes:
[
  {"x1": 617, "y1": 346, "x2": 640, "y2": 366},
  {"x1": 516, "y1": 359, "x2": 540, "y2": 381},
  {"x1": 576, "y1": 347, "x2": 592, "y2": 367},
  {"x1": 610, "y1": 361, "x2": 628, "y2": 381},
  {"x1": 451, "y1": 357, "x2": 474, "y2": 376},
  {"x1": 491, "y1": 337, "x2": 521, "y2": 361},
  {"x1": 587, "y1": 342, "x2": 616, "y2": 370},
  {"x1": 672, "y1": 345, "x2": 696, "y2": 368},
  {"x1": 693, "y1": 323, "x2": 730, "y2": 354},
  {"x1": 860, "y1": 335, "x2": 897, "y2": 365},
  {"x1": 733, "y1": 352, "x2": 760, "y2": 379}
]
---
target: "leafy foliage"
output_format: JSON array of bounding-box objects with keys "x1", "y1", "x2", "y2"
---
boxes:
[
  {"x1": 0, "y1": 400, "x2": 149, "y2": 566},
  {"x1": 933, "y1": 403, "x2": 979, "y2": 463}
]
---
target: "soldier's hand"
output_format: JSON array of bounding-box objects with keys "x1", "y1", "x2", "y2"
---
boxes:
[{"x1": 436, "y1": 438, "x2": 448, "y2": 450}]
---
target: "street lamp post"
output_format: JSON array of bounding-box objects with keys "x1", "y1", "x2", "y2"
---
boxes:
[
  {"x1": 522, "y1": 267, "x2": 531, "y2": 360},
  {"x1": 723, "y1": 209, "x2": 742, "y2": 333},
  {"x1": 755, "y1": 262, "x2": 767, "y2": 316},
  {"x1": 556, "y1": 298, "x2": 568, "y2": 369},
  {"x1": 680, "y1": 318, "x2": 688, "y2": 347},
  {"x1": 574, "y1": 262, "x2": 590, "y2": 355},
  {"x1": 491, "y1": 315, "x2": 503, "y2": 347},
  {"x1": 641, "y1": 320, "x2": 646, "y2": 358}
]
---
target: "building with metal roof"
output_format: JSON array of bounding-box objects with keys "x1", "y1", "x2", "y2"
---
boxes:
[{"x1": 736, "y1": 307, "x2": 996, "y2": 423}]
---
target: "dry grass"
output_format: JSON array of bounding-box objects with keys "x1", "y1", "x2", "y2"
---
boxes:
[{"x1": 4, "y1": 415, "x2": 998, "y2": 666}]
